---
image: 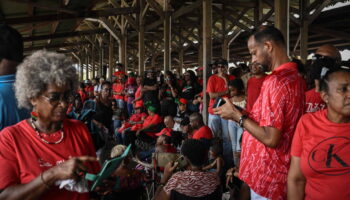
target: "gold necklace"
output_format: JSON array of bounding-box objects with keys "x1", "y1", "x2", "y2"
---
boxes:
[{"x1": 30, "y1": 119, "x2": 64, "y2": 144}]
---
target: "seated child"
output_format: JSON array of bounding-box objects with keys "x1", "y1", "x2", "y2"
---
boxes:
[{"x1": 203, "y1": 139, "x2": 224, "y2": 177}]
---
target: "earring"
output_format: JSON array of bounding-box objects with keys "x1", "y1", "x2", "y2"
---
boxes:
[{"x1": 31, "y1": 111, "x2": 39, "y2": 121}]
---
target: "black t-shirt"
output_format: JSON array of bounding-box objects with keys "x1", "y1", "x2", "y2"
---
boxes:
[
  {"x1": 142, "y1": 78, "x2": 159, "y2": 103},
  {"x1": 181, "y1": 82, "x2": 202, "y2": 100},
  {"x1": 93, "y1": 101, "x2": 113, "y2": 129}
]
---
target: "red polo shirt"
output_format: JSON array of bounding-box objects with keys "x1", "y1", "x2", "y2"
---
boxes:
[
  {"x1": 206, "y1": 74, "x2": 233, "y2": 114},
  {"x1": 246, "y1": 76, "x2": 266, "y2": 113},
  {"x1": 192, "y1": 126, "x2": 213, "y2": 140},
  {"x1": 239, "y1": 62, "x2": 305, "y2": 200}
]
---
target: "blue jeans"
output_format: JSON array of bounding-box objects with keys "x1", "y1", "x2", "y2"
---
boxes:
[
  {"x1": 208, "y1": 114, "x2": 221, "y2": 138},
  {"x1": 208, "y1": 114, "x2": 233, "y2": 168},
  {"x1": 116, "y1": 99, "x2": 125, "y2": 109},
  {"x1": 127, "y1": 103, "x2": 133, "y2": 116},
  {"x1": 228, "y1": 120, "x2": 243, "y2": 166}
]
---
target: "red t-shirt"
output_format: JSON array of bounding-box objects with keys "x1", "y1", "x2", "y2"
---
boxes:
[
  {"x1": 112, "y1": 83, "x2": 125, "y2": 100},
  {"x1": 78, "y1": 90, "x2": 87, "y2": 103},
  {"x1": 142, "y1": 114, "x2": 163, "y2": 137},
  {"x1": 291, "y1": 109, "x2": 350, "y2": 200},
  {"x1": 206, "y1": 74, "x2": 232, "y2": 114},
  {"x1": 305, "y1": 89, "x2": 326, "y2": 113},
  {"x1": 84, "y1": 86, "x2": 94, "y2": 93},
  {"x1": 239, "y1": 62, "x2": 305, "y2": 200},
  {"x1": 130, "y1": 112, "x2": 147, "y2": 122},
  {"x1": 0, "y1": 119, "x2": 100, "y2": 200},
  {"x1": 155, "y1": 127, "x2": 172, "y2": 137},
  {"x1": 246, "y1": 76, "x2": 266, "y2": 113},
  {"x1": 134, "y1": 86, "x2": 143, "y2": 105},
  {"x1": 192, "y1": 126, "x2": 213, "y2": 140}
]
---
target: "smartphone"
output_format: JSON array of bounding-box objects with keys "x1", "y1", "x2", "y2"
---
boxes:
[{"x1": 213, "y1": 97, "x2": 225, "y2": 108}]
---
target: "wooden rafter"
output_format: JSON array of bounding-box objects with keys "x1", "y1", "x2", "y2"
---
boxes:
[{"x1": 3, "y1": 7, "x2": 138, "y2": 25}]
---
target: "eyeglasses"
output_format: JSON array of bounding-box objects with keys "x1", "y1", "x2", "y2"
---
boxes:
[{"x1": 41, "y1": 92, "x2": 74, "y2": 105}]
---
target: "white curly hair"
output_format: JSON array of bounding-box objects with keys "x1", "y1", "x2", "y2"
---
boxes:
[{"x1": 15, "y1": 50, "x2": 78, "y2": 110}]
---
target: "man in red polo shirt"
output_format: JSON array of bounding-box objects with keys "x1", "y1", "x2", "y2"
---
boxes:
[
  {"x1": 189, "y1": 112, "x2": 212, "y2": 140},
  {"x1": 246, "y1": 63, "x2": 266, "y2": 113},
  {"x1": 215, "y1": 26, "x2": 305, "y2": 200},
  {"x1": 206, "y1": 58, "x2": 235, "y2": 167}
]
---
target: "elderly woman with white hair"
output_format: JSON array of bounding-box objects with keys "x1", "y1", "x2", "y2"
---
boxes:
[{"x1": 0, "y1": 50, "x2": 100, "y2": 200}]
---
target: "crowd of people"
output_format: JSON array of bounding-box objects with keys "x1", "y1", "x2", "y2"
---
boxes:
[{"x1": 0, "y1": 23, "x2": 349, "y2": 200}]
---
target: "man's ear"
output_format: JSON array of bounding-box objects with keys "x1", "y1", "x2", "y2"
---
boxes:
[
  {"x1": 320, "y1": 91, "x2": 329, "y2": 104},
  {"x1": 264, "y1": 41, "x2": 273, "y2": 53}
]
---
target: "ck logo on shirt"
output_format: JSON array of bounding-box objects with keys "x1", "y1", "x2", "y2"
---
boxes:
[{"x1": 308, "y1": 136, "x2": 350, "y2": 176}]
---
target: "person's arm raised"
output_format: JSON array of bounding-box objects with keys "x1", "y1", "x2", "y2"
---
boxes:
[
  {"x1": 0, "y1": 156, "x2": 97, "y2": 200},
  {"x1": 214, "y1": 97, "x2": 282, "y2": 148}
]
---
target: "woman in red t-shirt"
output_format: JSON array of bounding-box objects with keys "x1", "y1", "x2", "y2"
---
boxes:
[
  {"x1": 0, "y1": 51, "x2": 101, "y2": 200},
  {"x1": 288, "y1": 66, "x2": 350, "y2": 200}
]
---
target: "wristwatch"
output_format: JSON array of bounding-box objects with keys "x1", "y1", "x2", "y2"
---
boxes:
[{"x1": 239, "y1": 115, "x2": 248, "y2": 128}]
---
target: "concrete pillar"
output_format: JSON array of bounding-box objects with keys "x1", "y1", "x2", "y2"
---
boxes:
[{"x1": 202, "y1": 0, "x2": 212, "y2": 123}]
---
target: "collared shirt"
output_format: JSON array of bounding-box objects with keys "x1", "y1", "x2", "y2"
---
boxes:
[
  {"x1": 0, "y1": 74, "x2": 28, "y2": 130},
  {"x1": 206, "y1": 74, "x2": 234, "y2": 114},
  {"x1": 239, "y1": 62, "x2": 305, "y2": 200}
]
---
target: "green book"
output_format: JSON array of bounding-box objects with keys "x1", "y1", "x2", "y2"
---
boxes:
[{"x1": 85, "y1": 144, "x2": 131, "y2": 191}]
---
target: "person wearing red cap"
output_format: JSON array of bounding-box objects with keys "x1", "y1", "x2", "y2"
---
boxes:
[
  {"x1": 155, "y1": 116, "x2": 175, "y2": 137},
  {"x1": 173, "y1": 98, "x2": 191, "y2": 131}
]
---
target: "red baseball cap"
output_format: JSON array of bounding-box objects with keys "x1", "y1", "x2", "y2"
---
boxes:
[
  {"x1": 155, "y1": 128, "x2": 172, "y2": 137},
  {"x1": 177, "y1": 98, "x2": 187, "y2": 105},
  {"x1": 134, "y1": 101, "x2": 143, "y2": 108}
]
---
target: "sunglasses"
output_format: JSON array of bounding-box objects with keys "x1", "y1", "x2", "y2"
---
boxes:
[
  {"x1": 41, "y1": 92, "x2": 74, "y2": 105},
  {"x1": 312, "y1": 54, "x2": 336, "y2": 62}
]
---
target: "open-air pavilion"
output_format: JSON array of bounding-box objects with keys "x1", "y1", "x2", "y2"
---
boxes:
[{"x1": 1, "y1": 0, "x2": 350, "y2": 120}]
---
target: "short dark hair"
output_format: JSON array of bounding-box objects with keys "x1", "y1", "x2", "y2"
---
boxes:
[
  {"x1": 214, "y1": 58, "x2": 228, "y2": 67},
  {"x1": 228, "y1": 79, "x2": 245, "y2": 95},
  {"x1": 181, "y1": 139, "x2": 209, "y2": 167},
  {"x1": 0, "y1": 24, "x2": 23, "y2": 62},
  {"x1": 251, "y1": 25, "x2": 286, "y2": 47},
  {"x1": 210, "y1": 138, "x2": 223, "y2": 156}
]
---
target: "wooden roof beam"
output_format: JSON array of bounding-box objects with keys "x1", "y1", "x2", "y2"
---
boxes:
[
  {"x1": 146, "y1": 0, "x2": 164, "y2": 18},
  {"x1": 24, "y1": 41, "x2": 90, "y2": 52},
  {"x1": 3, "y1": 7, "x2": 139, "y2": 25},
  {"x1": 12, "y1": 0, "x2": 78, "y2": 14},
  {"x1": 23, "y1": 28, "x2": 108, "y2": 42}
]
